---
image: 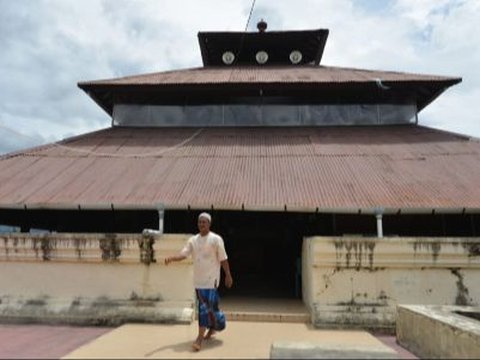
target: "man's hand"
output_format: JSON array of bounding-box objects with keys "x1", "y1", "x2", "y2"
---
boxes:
[
  {"x1": 164, "y1": 254, "x2": 186, "y2": 265},
  {"x1": 225, "y1": 274, "x2": 233, "y2": 288},
  {"x1": 221, "y1": 260, "x2": 233, "y2": 288}
]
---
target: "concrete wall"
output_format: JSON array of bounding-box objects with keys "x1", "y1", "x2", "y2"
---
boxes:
[
  {"x1": 303, "y1": 236, "x2": 480, "y2": 331},
  {"x1": 396, "y1": 305, "x2": 480, "y2": 359},
  {"x1": 3, "y1": 233, "x2": 480, "y2": 329},
  {"x1": 0, "y1": 233, "x2": 194, "y2": 325}
]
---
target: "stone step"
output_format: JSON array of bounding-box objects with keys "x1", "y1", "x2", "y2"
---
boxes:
[
  {"x1": 218, "y1": 297, "x2": 311, "y2": 323},
  {"x1": 224, "y1": 310, "x2": 310, "y2": 323}
]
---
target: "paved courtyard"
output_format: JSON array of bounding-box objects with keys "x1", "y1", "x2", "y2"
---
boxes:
[{"x1": 0, "y1": 322, "x2": 417, "y2": 359}]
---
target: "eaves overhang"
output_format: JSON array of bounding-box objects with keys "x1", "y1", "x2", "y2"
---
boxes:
[
  {"x1": 78, "y1": 75, "x2": 461, "y2": 117},
  {"x1": 2, "y1": 203, "x2": 480, "y2": 216}
]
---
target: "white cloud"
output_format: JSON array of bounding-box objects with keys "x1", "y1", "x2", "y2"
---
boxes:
[{"x1": 0, "y1": 0, "x2": 479, "y2": 154}]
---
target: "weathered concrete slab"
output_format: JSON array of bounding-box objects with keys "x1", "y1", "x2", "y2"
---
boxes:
[
  {"x1": 311, "y1": 304, "x2": 395, "y2": 333},
  {"x1": 270, "y1": 340, "x2": 399, "y2": 359},
  {"x1": 0, "y1": 297, "x2": 194, "y2": 326},
  {"x1": 397, "y1": 304, "x2": 480, "y2": 359}
]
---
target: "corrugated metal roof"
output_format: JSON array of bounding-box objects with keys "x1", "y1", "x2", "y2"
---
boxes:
[
  {"x1": 78, "y1": 65, "x2": 459, "y2": 87},
  {"x1": 1, "y1": 125, "x2": 479, "y2": 213}
]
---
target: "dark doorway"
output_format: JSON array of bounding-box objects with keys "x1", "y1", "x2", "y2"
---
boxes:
[
  {"x1": 225, "y1": 226, "x2": 301, "y2": 298},
  {"x1": 165, "y1": 210, "x2": 306, "y2": 299},
  {"x1": 220, "y1": 212, "x2": 301, "y2": 299}
]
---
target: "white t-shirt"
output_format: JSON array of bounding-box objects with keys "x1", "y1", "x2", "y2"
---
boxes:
[{"x1": 180, "y1": 231, "x2": 228, "y2": 289}]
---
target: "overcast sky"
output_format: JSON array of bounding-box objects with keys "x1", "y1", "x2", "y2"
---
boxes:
[{"x1": 0, "y1": 0, "x2": 479, "y2": 154}]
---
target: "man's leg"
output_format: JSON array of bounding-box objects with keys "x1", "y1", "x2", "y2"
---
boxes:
[
  {"x1": 193, "y1": 289, "x2": 208, "y2": 351},
  {"x1": 205, "y1": 288, "x2": 220, "y2": 339},
  {"x1": 204, "y1": 329, "x2": 216, "y2": 339},
  {"x1": 193, "y1": 326, "x2": 207, "y2": 351}
]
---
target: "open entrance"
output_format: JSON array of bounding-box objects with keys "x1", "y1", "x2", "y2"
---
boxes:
[
  {"x1": 219, "y1": 212, "x2": 302, "y2": 299},
  {"x1": 165, "y1": 210, "x2": 313, "y2": 300},
  {"x1": 224, "y1": 233, "x2": 299, "y2": 298}
]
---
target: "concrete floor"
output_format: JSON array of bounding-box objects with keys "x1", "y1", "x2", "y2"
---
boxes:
[
  {"x1": 0, "y1": 321, "x2": 418, "y2": 359},
  {"x1": 0, "y1": 298, "x2": 418, "y2": 359},
  {"x1": 62, "y1": 322, "x2": 407, "y2": 359}
]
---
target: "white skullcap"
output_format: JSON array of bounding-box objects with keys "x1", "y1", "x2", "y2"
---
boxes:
[{"x1": 198, "y1": 212, "x2": 212, "y2": 223}]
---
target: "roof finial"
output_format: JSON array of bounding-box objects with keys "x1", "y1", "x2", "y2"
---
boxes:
[{"x1": 257, "y1": 19, "x2": 267, "y2": 33}]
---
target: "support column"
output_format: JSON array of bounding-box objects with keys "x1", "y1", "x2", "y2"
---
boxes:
[
  {"x1": 157, "y1": 204, "x2": 165, "y2": 235},
  {"x1": 375, "y1": 208, "x2": 384, "y2": 238},
  {"x1": 376, "y1": 214, "x2": 383, "y2": 238}
]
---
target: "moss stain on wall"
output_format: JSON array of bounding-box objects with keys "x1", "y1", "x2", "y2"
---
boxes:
[
  {"x1": 450, "y1": 268, "x2": 474, "y2": 306},
  {"x1": 413, "y1": 240, "x2": 441, "y2": 262},
  {"x1": 333, "y1": 239, "x2": 376, "y2": 270}
]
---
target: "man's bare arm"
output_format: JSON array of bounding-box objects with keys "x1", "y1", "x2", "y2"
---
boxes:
[
  {"x1": 165, "y1": 254, "x2": 187, "y2": 265},
  {"x1": 221, "y1": 260, "x2": 233, "y2": 288}
]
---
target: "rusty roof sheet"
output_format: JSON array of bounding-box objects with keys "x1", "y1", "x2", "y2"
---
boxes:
[
  {"x1": 78, "y1": 65, "x2": 459, "y2": 87},
  {"x1": 1, "y1": 125, "x2": 480, "y2": 213}
]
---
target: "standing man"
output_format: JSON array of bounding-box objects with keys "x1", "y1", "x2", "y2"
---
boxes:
[{"x1": 165, "y1": 212, "x2": 233, "y2": 351}]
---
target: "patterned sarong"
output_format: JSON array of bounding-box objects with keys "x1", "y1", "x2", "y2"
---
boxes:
[{"x1": 196, "y1": 288, "x2": 225, "y2": 330}]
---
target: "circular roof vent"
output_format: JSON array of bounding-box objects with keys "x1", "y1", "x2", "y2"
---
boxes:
[
  {"x1": 289, "y1": 50, "x2": 303, "y2": 64},
  {"x1": 256, "y1": 51, "x2": 269, "y2": 64},
  {"x1": 222, "y1": 51, "x2": 235, "y2": 65}
]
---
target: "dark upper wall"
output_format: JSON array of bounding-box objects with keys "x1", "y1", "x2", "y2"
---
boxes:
[{"x1": 198, "y1": 28, "x2": 329, "y2": 66}]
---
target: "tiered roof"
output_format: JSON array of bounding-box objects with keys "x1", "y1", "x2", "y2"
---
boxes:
[{"x1": 1, "y1": 24, "x2": 475, "y2": 213}]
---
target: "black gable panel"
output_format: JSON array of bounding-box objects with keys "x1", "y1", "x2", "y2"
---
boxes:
[{"x1": 198, "y1": 29, "x2": 329, "y2": 66}]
